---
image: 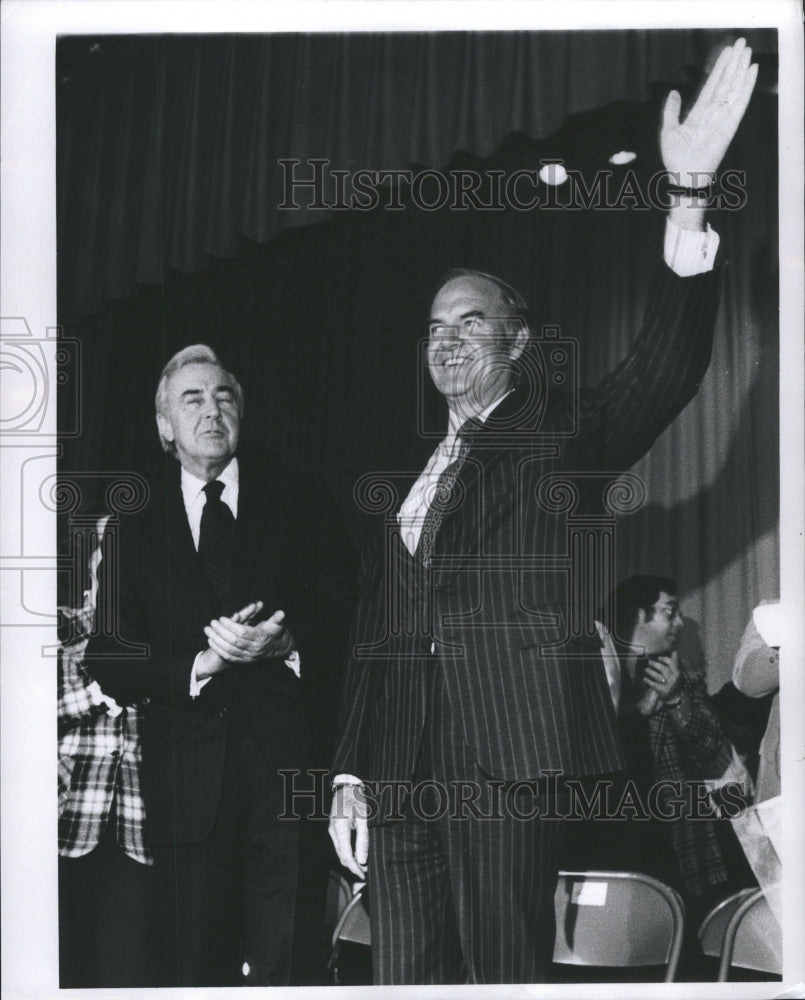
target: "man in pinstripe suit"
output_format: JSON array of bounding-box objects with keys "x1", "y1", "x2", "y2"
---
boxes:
[{"x1": 330, "y1": 40, "x2": 757, "y2": 984}]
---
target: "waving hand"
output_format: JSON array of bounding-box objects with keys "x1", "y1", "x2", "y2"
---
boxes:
[{"x1": 661, "y1": 37, "x2": 758, "y2": 188}]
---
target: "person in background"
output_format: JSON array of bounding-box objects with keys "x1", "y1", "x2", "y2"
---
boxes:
[
  {"x1": 733, "y1": 601, "x2": 781, "y2": 803},
  {"x1": 575, "y1": 574, "x2": 758, "y2": 981},
  {"x1": 58, "y1": 509, "x2": 156, "y2": 988},
  {"x1": 728, "y1": 601, "x2": 782, "y2": 964},
  {"x1": 709, "y1": 678, "x2": 774, "y2": 789}
]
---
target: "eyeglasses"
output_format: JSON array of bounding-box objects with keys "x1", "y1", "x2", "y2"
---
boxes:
[
  {"x1": 428, "y1": 315, "x2": 524, "y2": 340},
  {"x1": 651, "y1": 602, "x2": 682, "y2": 621}
]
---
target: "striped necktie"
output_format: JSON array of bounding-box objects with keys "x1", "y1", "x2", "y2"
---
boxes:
[
  {"x1": 198, "y1": 479, "x2": 235, "y2": 610},
  {"x1": 417, "y1": 417, "x2": 483, "y2": 569}
]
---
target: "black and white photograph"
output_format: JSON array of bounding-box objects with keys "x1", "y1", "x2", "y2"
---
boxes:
[{"x1": 1, "y1": 2, "x2": 803, "y2": 997}]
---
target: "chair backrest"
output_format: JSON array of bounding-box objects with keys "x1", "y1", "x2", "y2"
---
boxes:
[
  {"x1": 331, "y1": 886, "x2": 371, "y2": 949},
  {"x1": 698, "y1": 888, "x2": 756, "y2": 959},
  {"x1": 327, "y1": 886, "x2": 371, "y2": 984},
  {"x1": 553, "y1": 870, "x2": 685, "y2": 982},
  {"x1": 324, "y1": 871, "x2": 353, "y2": 930},
  {"x1": 717, "y1": 887, "x2": 782, "y2": 979}
]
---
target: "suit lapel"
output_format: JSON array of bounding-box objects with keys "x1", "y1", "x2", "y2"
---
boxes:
[
  {"x1": 448, "y1": 384, "x2": 559, "y2": 501},
  {"x1": 230, "y1": 457, "x2": 286, "y2": 614},
  {"x1": 231, "y1": 459, "x2": 260, "y2": 609},
  {"x1": 432, "y1": 389, "x2": 525, "y2": 544}
]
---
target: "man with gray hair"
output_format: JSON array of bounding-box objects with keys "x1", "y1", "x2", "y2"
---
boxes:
[{"x1": 87, "y1": 344, "x2": 355, "y2": 986}]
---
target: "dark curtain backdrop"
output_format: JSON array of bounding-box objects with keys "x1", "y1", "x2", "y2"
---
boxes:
[
  {"x1": 57, "y1": 29, "x2": 777, "y2": 323},
  {"x1": 57, "y1": 31, "x2": 778, "y2": 690}
]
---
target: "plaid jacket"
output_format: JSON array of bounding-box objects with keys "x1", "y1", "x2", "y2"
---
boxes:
[
  {"x1": 621, "y1": 657, "x2": 735, "y2": 896},
  {"x1": 58, "y1": 612, "x2": 151, "y2": 865}
]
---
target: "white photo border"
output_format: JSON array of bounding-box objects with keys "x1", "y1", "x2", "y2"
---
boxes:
[{"x1": 1, "y1": 2, "x2": 802, "y2": 998}]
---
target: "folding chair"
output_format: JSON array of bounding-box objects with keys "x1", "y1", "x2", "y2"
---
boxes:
[
  {"x1": 698, "y1": 887, "x2": 757, "y2": 959},
  {"x1": 553, "y1": 870, "x2": 685, "y2": 982},
  {"x1": 324, "y1": 870, "x2": 353, "y2": 932},
  {"x1": 327, "y1": 883, "x2": 370, "y2": 984},
  {"x1": 717, "y1": 887, "x2": 781, "y2": 980}
]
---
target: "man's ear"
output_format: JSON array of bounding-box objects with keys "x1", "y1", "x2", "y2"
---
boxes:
[
  {"x1": 508, "y1": 324, "x2": 530, "y2": 362},
  {"x1": 156, "y1": 412, "x2": 174, "y2": 444},
  {"x1": 636, "y1": 608, "x2": 648, "y2": 625}
]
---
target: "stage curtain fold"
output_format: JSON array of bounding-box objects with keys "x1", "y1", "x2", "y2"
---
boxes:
[{"x1": 57, "y1": 30, "x2": 777, "y2": 322}]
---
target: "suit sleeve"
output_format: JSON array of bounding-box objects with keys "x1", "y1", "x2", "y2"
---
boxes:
[
  {"x1": 330, "y1": 532, "x2": 382, "y2": 777},
  {"x1": 293, "y1": 478, "x2": 359, "y2": 764},
  {"x1": 575, "y1": 261, "x2": 721, "y2": 472},
  {"x1": 57, "y1": 642, "x2": 97, "y2": 739},
  {"x1": 664, "y1": 664, "x2": 731, "y2": 776}
]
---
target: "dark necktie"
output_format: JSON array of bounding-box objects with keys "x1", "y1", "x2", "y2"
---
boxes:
[
  {"x1": 417, "y1": 417, "x2": 483, "y2": 569},
  {"x1": 198, "y1": 479, "x2": 235, "y2": 610}
]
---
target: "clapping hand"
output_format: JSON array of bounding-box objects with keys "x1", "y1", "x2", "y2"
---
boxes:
[
  {"x1": 204, "y1": 606, "x2": 294, "y2": 663},
  {"x1": 660, "y1": 37, "x2": 758, "y2": 187},
  {"x1": 195, "y1": 601, "x2": 294, "y2": 679}
]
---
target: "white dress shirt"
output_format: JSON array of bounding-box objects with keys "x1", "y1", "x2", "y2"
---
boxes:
[
  {"x1": 181, "y1": 456, "x2": 239, "y2": 548},
  {"x1": 397, "y1": 391, "x2": 513, "y2": 556}
]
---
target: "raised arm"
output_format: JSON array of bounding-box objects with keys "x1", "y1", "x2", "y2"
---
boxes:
[{"x1": 574, "y1": 39, "x2": 758, "y2": 471}]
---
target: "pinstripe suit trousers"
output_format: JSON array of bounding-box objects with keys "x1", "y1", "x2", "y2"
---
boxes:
[{"x1": 368, "y1": 660, "x2": 567, "y2": 985}]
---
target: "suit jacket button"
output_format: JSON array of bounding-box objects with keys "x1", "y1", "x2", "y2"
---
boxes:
[{"x1": 218, "y1": 708, "x2": 229, "y2": 718}]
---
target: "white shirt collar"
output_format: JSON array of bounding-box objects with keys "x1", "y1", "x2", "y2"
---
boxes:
[
  {"x1": 446, "y1": 387, "x2": 515, "y2": 442},
  {"x1": 181, "y1": 456, "x2": 239, "y2": 508}
]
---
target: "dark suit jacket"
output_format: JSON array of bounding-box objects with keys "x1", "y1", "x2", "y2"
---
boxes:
[
  {"x1": 334, "y1": 263, "x2": 720, "y2": 788},
  {"x1": 87, "y1": 456, "x2": 356, "y2": 844}
]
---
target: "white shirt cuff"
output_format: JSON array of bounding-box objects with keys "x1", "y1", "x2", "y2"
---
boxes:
[
  {"x1": 87, "y1": 679, "x2": 123, "y2": 718},
  {"x1": 189, "y1": 653, "x2": 212, "y2": 698},
  {"x1": 285, "y1": 649, "x2": 301, "y2": 678},
  {"x1": 663, "y1": 218, "x2": 719, "y2": 276},
  {"x1": 190, "y1": 649, "x2": 301, "y2": 696},
  {"x1": 332, "y1": 774, "x2": 363, "y2": 787}
]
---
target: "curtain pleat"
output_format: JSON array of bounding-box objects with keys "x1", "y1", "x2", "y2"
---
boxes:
[{"x1": 61, "y1": 30, "x2": 780, "y2": 320}]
